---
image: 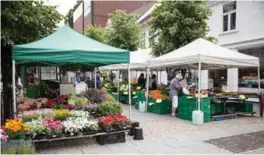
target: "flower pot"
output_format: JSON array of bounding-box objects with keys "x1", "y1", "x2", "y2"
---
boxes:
[
  {"x1": 82, "y1": 130, "x2": 97, "y2": 135},
  {"x1": 105, "y1": 128, "x2": 119, "y2": 133},
  {"x1": 9, "y1": 139, "x2": 25, "y2": 144},
  {"x1": 47, "y1": 134, "x2": 62, "y2": 139},
  {"x1": 33, "y1": 135, "x2": 46, "y2": 140},
  {"x1": 64, "y1": 132, "x2": 79, "y2": 137}
]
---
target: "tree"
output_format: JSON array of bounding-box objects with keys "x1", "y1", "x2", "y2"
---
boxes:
[
  {"x1": 150, "y1": 1, "x2": 216, "y2": 56},
  {"x1": 1, "y1": 1, "x2": 63, "y2": 46},
  {"x1": 84, "y1": 25, "x2": 107, "y2": 43},
  {"x1": 106, "y1": 10, "x2": 141, "y2": 51},
  {"x1": 65, "y1": 1, "x2": 82, "y2": 28}
]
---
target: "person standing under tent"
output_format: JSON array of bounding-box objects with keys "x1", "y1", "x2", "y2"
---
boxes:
[
  {"x1": 91, "y1": 72, "x2": 102, "y2": 89},
  {"x1": 169, "y1": 73, "x2": 183, "y2": 117},
  {"x1": 137, "y1": 73, "x2": 146, "y2": 88},
  {"x1": 149, "y1": 74, "x2": 157, "y2": 90}
]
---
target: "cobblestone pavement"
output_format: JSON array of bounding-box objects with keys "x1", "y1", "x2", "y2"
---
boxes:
[{"x1": 38, "y1": 105, "x2": 264, "y2": 154}]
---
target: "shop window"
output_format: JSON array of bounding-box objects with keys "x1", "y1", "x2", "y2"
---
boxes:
[
  {"x1": 223, "y1": 1, "x2": 237, "y2": 32},
  {"x1": 41, "y1": 67, "x2": 57, "y2": 80}
]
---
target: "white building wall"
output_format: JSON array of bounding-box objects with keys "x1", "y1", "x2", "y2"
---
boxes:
[{"x1": 208, "y1": 1, "x2": 264, "y2": 49}]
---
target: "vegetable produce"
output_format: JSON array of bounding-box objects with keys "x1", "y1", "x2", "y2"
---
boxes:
[{"x1": 149, "y1": 90, "x2": 169, "y2": 99}]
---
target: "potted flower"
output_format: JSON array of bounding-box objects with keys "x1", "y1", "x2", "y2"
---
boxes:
[
  {"x1": 62, "y1": 117, "x2": 84, "y2": 137},
  {"x1": 1, "y1": 128, "x2": 9, "y2": 143},
  {"x1": 82, "y1": 121, "x2": 98, "y2": 135},
  {"x1": 4, "y1": 119, "x2": 29, "y2": 141},
  {"x1": 70, "y1": 110, "x2": 90, "y2": 118},
  {"x1": 98, "y1": 116, "x2": 118, "y2": 133},
  {"x1": 25, "y1": 117, "x2": 46, "y2": 140},
  {"x1": 43, "y1": 118, "x2": 63, "y2": 139}
]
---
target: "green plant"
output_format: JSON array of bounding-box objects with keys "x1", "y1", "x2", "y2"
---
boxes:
[
  {"x1": 17, "y1": 141, "x2": 36, "y2": 154},
  {"x1": 98, "y1": 101, "x2": 123, "y2": 116},
  {"x1": 1, "y1": 141, "x2": 36, "y2": 154},
  {"x1": 54, "y1": 109, "x2": 70, "y2": 121},
  {"x1": 104, "y1": 94, "x2": 116, "y2": 102},
  {"x1": 1, "y1": 144, "x2": 17, "y2": 154}
]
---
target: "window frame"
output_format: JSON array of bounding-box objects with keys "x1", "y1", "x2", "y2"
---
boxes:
[{"x1": 222, "y1": 1, "x2": 237, "y2": 32}]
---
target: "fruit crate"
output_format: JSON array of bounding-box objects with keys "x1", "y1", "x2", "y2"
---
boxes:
[{"x1": 147, "y1": 98, "x2": 171, "y2": 114}]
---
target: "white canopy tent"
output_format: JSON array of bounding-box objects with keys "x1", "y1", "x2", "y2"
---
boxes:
[
  {"x1": 99, "y1": 49, "x2": 154, "y2": 70},
  {"x1": 99, "y1": 49, "x2": 154, "y2": 119},
  {"x1": 146, "y1": 38, "x2": 260, "y2": 124}
]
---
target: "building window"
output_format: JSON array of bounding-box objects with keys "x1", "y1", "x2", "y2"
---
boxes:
[
  {"x1": 41, "y1": 67, "x2": 57, "y2": 80},
  {"x1": 223, "y1": 1, "x2": 237, "y2": 32}
]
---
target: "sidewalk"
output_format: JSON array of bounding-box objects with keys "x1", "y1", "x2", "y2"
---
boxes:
[{"x1": 38, "y1": 105, "x2": 264, "y2": 154}]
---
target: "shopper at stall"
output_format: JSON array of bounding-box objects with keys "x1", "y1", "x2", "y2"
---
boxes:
[
  {"x1": 137, "y1": 73, "x2": 146, "y2": 88},
  {"x1": 149, "y1": 74, "x2": 157, "y2": 90},
  {"x1": 170, "y1": 73, "x2": 183, "y2": 117},
  {"x1": 92, "y1": 72, "x2": 102, "y2": 89}
]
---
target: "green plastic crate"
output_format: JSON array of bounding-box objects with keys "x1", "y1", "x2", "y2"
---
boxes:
[{"x1": 147, "y1": 98, "x2": 172, "y2": 114}]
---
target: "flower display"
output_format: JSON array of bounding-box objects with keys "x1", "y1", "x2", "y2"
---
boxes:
[
  {"x1": 25, "y1": 117, "x2": 46, "y2": 138},
  {"x1": 63, "y1": 117, "x2": 88, "y2": 135},
  {"x1": 47, "y1": 95, "x2": 68, "y2": 109},
  {"x1": 98, "y1": 114, "x2": 131, "y2": 131},
  {"x1": 18, "y1": 108, "x2": 54, "y2": 122},
  {"x1": 64, "y1": 104, "x2": 75, "y2": 110},
  {"x1": 70, "y1": 110, "x2": 89, "y2": 118},
  {"x1": 84, "y1": 88, "x2": 105, "y2": 104},
  {"x1": 54, "y1": 109, "x2": 70, "y2": 121},
  {"x1": 83, "y1": 120, "x2": 99, "y2": 131},
  {"x1": 18, "y1": 98, "x2": 48, "y2": 112},
  {"x1": 4, "y1": 119, "x2": 29, "y2": 140},
  {"x1": 0, "y1": 128, "x2": 8, "y2": 142},
  {"x1": 43, "y1": 118, "x2": 63, "y2": 136}
]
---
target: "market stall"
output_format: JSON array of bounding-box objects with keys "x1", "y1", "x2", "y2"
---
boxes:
[
  {"x1": 99, "y1": 49, "x2": 154, "y2": 106},
  {"x1": 147, "y1": 38, "x2": 261, "y2": 124},
  {"x1": 3, "y1": 25, "x2": 141, "y2": 146}
]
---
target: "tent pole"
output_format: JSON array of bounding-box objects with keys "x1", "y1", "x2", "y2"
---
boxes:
[
  {"x1": 117, "y1": 69, "x2": 120, "y2": 102},
  {"x1": 145, "y1": 67, "x2": 150, "y2": 112},
  {"x1": 12, "y1": 61, "x2": 17, "y2": 118},
  {"x1": 198, "y1": 61, "x2": 201, "y2": 111},
  {"x1": 94, "y1": 68, "x2": 97, "y2": 89},
  {"x1": 258, "y1": 66, "x2": 261, "y2": 94},
  {"x1": 128, "y1": 64, "x2": 132, "y2": 119}
]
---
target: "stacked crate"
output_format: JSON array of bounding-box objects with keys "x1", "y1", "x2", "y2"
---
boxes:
[
  {"x1": 178, "y1": 96, "x2": 211, "y2": 122},
  {"x1": 147, "y1": 98, "x2": 172, "y2": 114},
  {"x1": 210, "y1": 103, "x2": 222, "y2": 115}
]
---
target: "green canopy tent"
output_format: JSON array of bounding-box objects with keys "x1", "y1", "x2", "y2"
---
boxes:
[{"x1": 12, "y1": 25, "x2": 132, "y2": 118}]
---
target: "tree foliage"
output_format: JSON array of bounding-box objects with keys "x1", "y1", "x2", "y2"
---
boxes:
[
  {"x1": 84, "y1": 25, "x2": 107, "y2": 43},
  {"x1": 65, "y1": 1, "x2": 82, "y2": 28},
  {"x1": 150, "y1": 1, "x2": 216, "y2": 56},
  {"x1": 1, "y1": 1, "x2": 63, "y2": 46},
  {"x1": 106, "y1": 10, "x2": 141, "y2": 51}
]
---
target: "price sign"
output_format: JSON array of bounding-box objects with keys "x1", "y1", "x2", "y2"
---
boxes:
[
  {"x1": 136, "y1": 86, "x2": 141, "y2": 90},
  {"x1": 156, "y1": 99, "x2": 162, "y2": 103},
  {"x1": 123, "y1": 92, "x2": 128, "y2": 95}
]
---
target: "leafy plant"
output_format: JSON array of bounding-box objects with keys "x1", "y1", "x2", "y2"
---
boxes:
[
  {"x1": 1, "y1": 141, "x2": 36, "y2": 154},
  {"x1": 84, "y1": 88, "x2": 106, "y2": 104},
  {"x1": 4, "y1": 119, "x2": 29, "y2": 140},
  {"x1": 98, "y1": 101, "x2": 122, "y2": 116},
  {"x1": 25, "y1": 117, "x2": 46, "y2": 139},
  {"x1": 104, "y1": 94, "x2": 116, "y2": 102},
  {"x1": 17, "y1": 141, "x2": 36, "y2": 154},
  {"x1": 19, "y1": 109, "x2": 54, "y2": 122},
  {"x1": 54, "y1": 109, "x2": 70, "y2": 121}
]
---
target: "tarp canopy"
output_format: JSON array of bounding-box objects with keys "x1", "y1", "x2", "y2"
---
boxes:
[
  {"x1": 99, "y1": 49, "x2": 154, "y2": 70},
  {"x1": 12, "y1": 25, "x2": 129, "y2": 66},
  {"x1": 148, "y1": 38, "x2": 259, "y2": 70}
]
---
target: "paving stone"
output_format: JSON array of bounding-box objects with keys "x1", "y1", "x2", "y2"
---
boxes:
[
  {"x1": 54, "y1": 146, "x2": 84, "y2": 154},
  {"x1": 106, "y1": 142, "x2": 141, "y2": 154},
  {"x1": 79, "y1": 145, "x2": 111, "y2": 154}
]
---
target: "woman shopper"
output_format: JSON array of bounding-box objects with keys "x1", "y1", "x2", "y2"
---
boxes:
[
  {"x1": 149, "y1": 74, "x2": 157, "y2": 90},
  {"x1": 169, "y1": 73, "x2": 183, "y2": 117},
  {"x1": 137, "y1": 73, "x2": 146, "y2": 88}
]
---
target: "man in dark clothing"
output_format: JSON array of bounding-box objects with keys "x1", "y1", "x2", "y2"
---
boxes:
[
  {"x1": 137, "y1": 73, "x2": 146, "y2": 88},
  {"x1": 91, "y1": 72, "x2": 102, "y2": 89}
]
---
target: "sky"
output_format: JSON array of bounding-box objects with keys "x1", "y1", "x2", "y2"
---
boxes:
[{"x1": 44, "y1": 0, "x2": 77, "y2": 27}]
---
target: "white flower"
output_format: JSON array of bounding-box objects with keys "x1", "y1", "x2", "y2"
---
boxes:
[{"x1": 70, "y1": 110, "x2": 89, "y2": 118}]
